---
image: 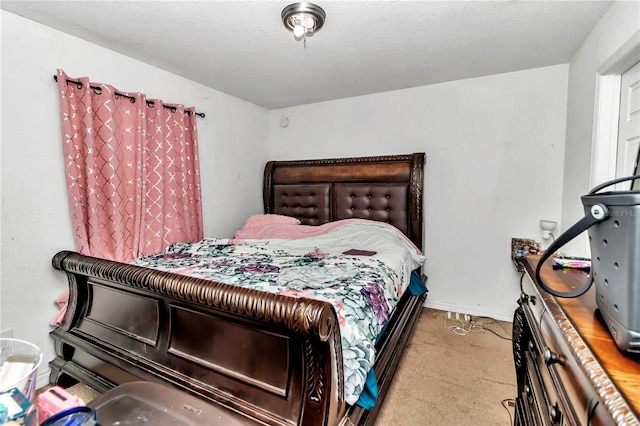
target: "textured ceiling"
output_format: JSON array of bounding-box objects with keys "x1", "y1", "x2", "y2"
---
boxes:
[{"x1": 2, "y1": 1, "x2": 614, "y2": 109}]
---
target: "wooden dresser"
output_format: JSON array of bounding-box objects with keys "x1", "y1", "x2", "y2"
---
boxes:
[{"x1": 513, "y1": 255, "x2": 640, "y2": 425}]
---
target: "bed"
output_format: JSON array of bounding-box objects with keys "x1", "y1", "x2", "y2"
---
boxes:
[{"x1": 49, "y1": 152, "x2": 427, "y2": 426}]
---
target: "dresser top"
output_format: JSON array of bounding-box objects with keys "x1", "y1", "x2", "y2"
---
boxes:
[{"x1": 520, "y1": 255, "x2": 640, "y2": 422}]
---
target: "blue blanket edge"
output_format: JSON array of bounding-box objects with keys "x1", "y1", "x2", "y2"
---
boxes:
[{"x1": 355, "y1": 271, "x2": 427, "y2": 409}]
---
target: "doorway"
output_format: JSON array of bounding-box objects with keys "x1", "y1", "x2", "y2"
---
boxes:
[{"x1": 591, "y1": 34, "x2": 640, "y2": 190}]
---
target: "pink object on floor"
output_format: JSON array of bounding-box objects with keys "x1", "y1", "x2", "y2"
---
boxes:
[
  {"x1": 37, "y1": 386, "x2": 85, "y2": 425},
  {"x1": 49, "y1": 290, "x2": 69, "y2": 327}
]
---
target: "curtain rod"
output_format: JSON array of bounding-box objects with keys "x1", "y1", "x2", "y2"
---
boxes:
[{"x1": 53, "y1": 75, "x2": 205, "y2": 118}]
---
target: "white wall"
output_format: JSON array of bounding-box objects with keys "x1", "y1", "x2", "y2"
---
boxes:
[
  {"x1": 561, "y1": 1, "x2": 640, "y2": 255},
  {"x1": 269, "y1": 65, "x2": 569, "y2": 321},
  {"x1": 0, "y1": 11, "x2": 269, "y2": 387}
]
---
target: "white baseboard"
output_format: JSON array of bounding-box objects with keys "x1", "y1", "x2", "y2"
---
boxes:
[
  {"x1": 36, "y1": 370, "x2": 50, "y2": 390},
  {"x1": 423, "y1": 300, "x2": 514, "y2": 323}
]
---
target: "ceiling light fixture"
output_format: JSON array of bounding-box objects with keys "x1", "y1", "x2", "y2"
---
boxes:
[{"x1": 281, "y1": 2, "x2": 326, "y2": 48}]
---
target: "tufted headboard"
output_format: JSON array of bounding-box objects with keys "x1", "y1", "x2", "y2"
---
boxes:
[{"x1": 263, "y1": 153, "x2": 425, "y2": 250}]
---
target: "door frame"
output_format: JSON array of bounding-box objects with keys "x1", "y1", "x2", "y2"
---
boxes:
[{"x1": 590, "y1": 31, "x2": 640, "y2": 188}]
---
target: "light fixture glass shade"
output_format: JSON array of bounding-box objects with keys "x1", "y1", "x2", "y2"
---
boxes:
[
  {"x1": 282, "y1": 2, "x2": 326, "y2": 41},
  {"x1": 293, "y1": 24, "x2": 305, "y2": 38},
  {"x1": 303, "y1": 16, "x2": 314, "y2": 28}
]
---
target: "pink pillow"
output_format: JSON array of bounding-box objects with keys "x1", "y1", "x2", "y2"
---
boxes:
[{"x1": 241, "y1": 214, "x2": 300, "y2": 229}]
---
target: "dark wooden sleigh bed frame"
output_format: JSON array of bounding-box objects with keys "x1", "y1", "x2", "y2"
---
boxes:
[{"x1": 49, "y1": 152, "x2": 427, "y2": 426}]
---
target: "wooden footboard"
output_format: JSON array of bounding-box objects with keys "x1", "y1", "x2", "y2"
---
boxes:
[
  {"x1": 50, "y1": 250, "x2": 426, "y2": 426},
  {"x1": 50, "y1": 250, "x2": 345, "y2": 426}
]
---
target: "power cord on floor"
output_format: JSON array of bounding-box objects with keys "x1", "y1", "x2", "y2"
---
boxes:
[
  {"x1": 476, "y1": 316, "x2": 512, "y2": 341},
  {"x1": 444, "y1": 312, "x2": 476, "y2": 335},
  {"x1": 443, "y1": 312, "x2": 512, "y2": 340},
  {"x1": 502, "y1": 398, "x2": 515, "y2": 425}
]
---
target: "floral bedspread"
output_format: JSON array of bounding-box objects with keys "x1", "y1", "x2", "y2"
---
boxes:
[{"x1": 131, "y1": 221, "x2": 425, "y2": 405}]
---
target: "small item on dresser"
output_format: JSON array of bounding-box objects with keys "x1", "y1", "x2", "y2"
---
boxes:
[
  {"x1": 511, "y1": 238, "x2": 541, "y2": 270},
  {"x1": 552, "y1": 256, "x2": 591, "y2": 270},
  {"x1": 342, "y1": 249, "x2": 377, "y2": 256},
  {"x1": 36, "y1": 386, "x2": 85, "y2": 425}
]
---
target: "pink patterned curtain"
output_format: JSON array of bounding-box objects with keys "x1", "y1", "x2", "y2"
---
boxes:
[{"x1": 52, "y1": 69, "x2": 203, "y2": 325}]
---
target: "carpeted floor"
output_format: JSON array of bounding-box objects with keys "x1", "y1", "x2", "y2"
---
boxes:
[
  {"x1": 46, "y1": 308, "x2": 517, "y2": 425},
  {"x1": 375, "y1": 308, "x2": 516, "y2": 426}
]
